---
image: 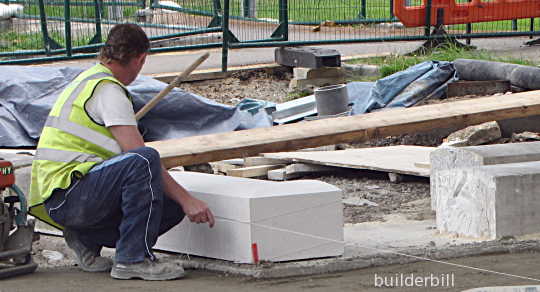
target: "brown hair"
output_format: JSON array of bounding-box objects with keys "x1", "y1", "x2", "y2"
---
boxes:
[{"x1": 99, "y1": 23, "x2": 150, "y2": 65}]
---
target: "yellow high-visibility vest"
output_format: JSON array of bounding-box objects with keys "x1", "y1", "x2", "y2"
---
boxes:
[{"x1": 29, "y1": 63, "x2": 130, "y2": 229}]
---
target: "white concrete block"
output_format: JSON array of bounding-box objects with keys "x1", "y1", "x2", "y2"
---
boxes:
[
  {"x1": 293, "y1": 67, "x2": 345, "y2": 80},
  {"x1": 156, "y1": 172, "x2": 343, "y2": 263},
  {"x1": 436, "y1": 161, "x2": 540, "y2": 239}
]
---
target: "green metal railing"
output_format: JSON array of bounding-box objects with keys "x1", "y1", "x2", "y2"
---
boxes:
[
  {"x1": 0, "y1": 0, "x2": 223, "y2": 63},
  {"x1": 1, "y1": 0, "x2": 540, "y2": 69}
]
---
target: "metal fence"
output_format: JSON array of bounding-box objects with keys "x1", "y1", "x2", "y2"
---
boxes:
[{"x1": 1, "y1": 0, "x2": 540, "y2": 68}]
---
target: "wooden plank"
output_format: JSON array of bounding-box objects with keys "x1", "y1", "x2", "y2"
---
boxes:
[
  {"x1": 226, "y1": 164, "x2": 285, "y2": 178},
  {"x1": 447, "y1": 80, "x2": 511, "y2": 97},
  {"x1": 219, "y1": 158, "x2": 245, "y2": 166},
  {"x1": 267, "y1": 163, "x2": 338, "y2": 181},
  {"x1": 263, "y1": 146, "x2": 434, "y2": 177},
  {"x1": 243, "y1": 156, "x2": 289, "y2": 167},
  {"x1": 147, "y1": 91, "x2": 540, "y2": 168}
]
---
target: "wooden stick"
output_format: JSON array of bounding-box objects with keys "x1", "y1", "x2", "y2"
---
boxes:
[{"x1": 135, "y1": 52, "x2": 210, "y2": 120}]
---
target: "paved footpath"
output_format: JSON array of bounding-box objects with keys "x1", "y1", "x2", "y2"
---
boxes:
[
  {"x1": 4, "y1": 252, "x2": 540, "y2": 292},
  {"x1": 32, "y1": 37, "x2": 540, "y2": 75}
]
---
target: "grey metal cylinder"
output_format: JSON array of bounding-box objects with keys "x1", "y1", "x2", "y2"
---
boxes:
[
  {"x1": 454, "y1": 58, "x2": 540, "y2": 90},
  {"x1": 314, "y1": 84, "x2": 349, "y2": 116}
]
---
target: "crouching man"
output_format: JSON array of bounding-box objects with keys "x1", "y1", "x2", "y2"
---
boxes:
[{"x1": 29, "y1": 23, "x2": 214, "y2": 280}]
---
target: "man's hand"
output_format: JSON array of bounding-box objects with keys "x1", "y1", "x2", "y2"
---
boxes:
[{"x1": 180, "y1": 195, "x2": 215, "y2": 228}]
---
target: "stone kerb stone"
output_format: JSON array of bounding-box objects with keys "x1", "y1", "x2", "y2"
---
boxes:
[
  {"x1": 430, "y1": 141, "x2": 540, "y2": 210},
  {"x1": 436, "y1": 161, "x2": 540, "y2": 239}
]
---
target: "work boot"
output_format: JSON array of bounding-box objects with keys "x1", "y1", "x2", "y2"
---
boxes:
[
  {"x1": 63, "y1": 228, "x2": 113, "y2": 272},
  {"x1": 110, "y1": 258, "x2": 185, "y2": 281}
]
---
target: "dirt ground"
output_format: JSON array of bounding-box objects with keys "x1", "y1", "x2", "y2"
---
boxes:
[
  {"x1": 179, "y1": 67, "x2": 539, "y2": 225},
  {"x1": 181, "y1": 69, "x2": 293, "y2": 105},
  {"x1": 180, "y1": 68, "x2": 456, "y2": 224},
  {"x1": 5, "y1": 252, "x2": 540, "y2": 292}
]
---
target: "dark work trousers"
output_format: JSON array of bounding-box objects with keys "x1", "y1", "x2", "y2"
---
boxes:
[{"x1": 44, "y1": 146, "x2": 185, "y2": 264}]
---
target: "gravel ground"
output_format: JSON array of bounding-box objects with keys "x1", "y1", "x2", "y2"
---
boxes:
[
  {"x1": 182, "y1": 68, "x2": 435, "y2": 224},
  {"x1": 180, "y1": 69, "x2": 534, "y2": 224},
  {"x1": 307, "y1": 171, "x2": 432, "y2": 223},
  {"x1": 182, "y1": 69, "x2": 293, "y2": 106}
]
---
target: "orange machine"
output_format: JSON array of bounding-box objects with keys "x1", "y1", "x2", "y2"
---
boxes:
[{"x1": 394, "y1": 0, "x2": 540, "y2": 27}]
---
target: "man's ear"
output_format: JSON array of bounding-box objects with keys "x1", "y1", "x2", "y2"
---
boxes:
[{"x1": 137, "y1": 53, "x2": 147, "y2": 66}]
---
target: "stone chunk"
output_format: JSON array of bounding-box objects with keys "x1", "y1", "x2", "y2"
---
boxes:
[
  {"x1": 275, "y1": 47, "x2": 341, "y2": 68},
  {"x1": 436, "y1": 161, "x2": 540, "y2": 239},
  {"x1": 443, "y1": 121, "x2": 501, "y2": 147},
  {"x1": 512, "y1": 131, "x2": 540, "y2": 142}
]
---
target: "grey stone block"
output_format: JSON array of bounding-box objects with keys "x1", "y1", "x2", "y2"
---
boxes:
[
  {"x1": 430, "y1": 141, "x2": 540, "y2": 209},
  {"x1": 436, "y1": 161, "x2": 540, "y2": 239},
  {"x1": 275, "y1": 47, "x2": 341, "y2": 68}
]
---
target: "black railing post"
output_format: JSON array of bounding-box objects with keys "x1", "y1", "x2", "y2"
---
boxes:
[
  {"x1": 64, "y1": 0, "x2": 72, "y2": 57},
  {"x1": 222, "y1": 0, "x2": 230, "y2": 72},
  {"x1": 424, "y1": 0, "x2": 432, "y2": 37}
]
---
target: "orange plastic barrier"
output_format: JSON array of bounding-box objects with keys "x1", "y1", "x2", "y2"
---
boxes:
[{"x1": 394, "y1": 0, "x2": 540, "y2": 27}]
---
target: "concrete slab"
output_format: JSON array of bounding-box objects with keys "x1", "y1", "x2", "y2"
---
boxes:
[
  {"x1": 156, "y1": 171, "x2": 344, "y2": 263},
  {"x1": 264, "y1": 146, "x2": 434, "y2": 177},
  {"x1": 436, "y1": 161, "x2": 540, "y2": 240},
  {"x1": 431, "y1": 142, "x2": 540, "y2": 209},
  {"x1": 35, "y1": 213, "x2": 540, "y2": 279}
]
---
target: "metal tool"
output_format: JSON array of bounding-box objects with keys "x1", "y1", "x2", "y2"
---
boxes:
[
  {"x1": 135, "y1": 52, "x2": 210, "y2": 120},
  {"x1": 0, "y1": 159, "x2": 38, "y2": 279}
]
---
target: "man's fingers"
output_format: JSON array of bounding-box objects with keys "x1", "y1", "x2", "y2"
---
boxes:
[
  {"x1": 188, "y1": 214, "x2": 198, "y2": 223},
  {"x1": 197, "y1": 212, "x2": 206, "y2": 223},
  {"x1": 207, "y1": 209, "x2": 215, "y2": 228},
  {"x1": 187, "y1": 206, "x2": 212, "y2": 225},
  {"x1": 189, "y1": 213, "x2": 203, "y2": 223}
]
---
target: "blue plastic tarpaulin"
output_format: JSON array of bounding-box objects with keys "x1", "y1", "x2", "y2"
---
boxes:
[
  {"x1": 0, "y1": 60, "x2": 456, "y2": 147},
  {"x1": 350, "y1": 60, "x2": 457, "y2": 115},
  {"x1": 0, "y1": 66, "x2": 272, "y2": 148}
]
